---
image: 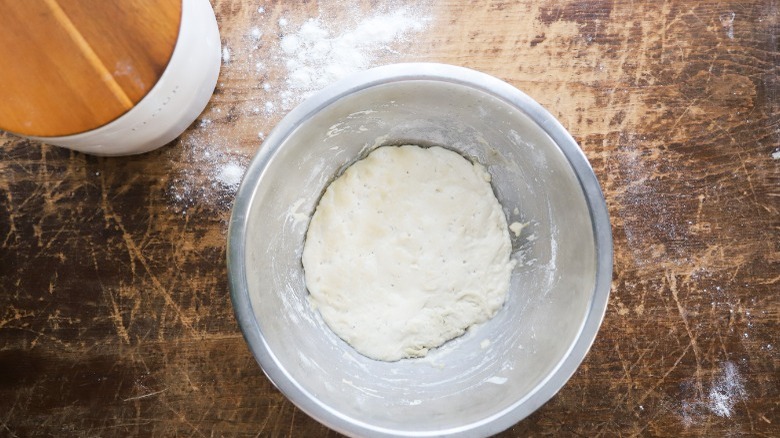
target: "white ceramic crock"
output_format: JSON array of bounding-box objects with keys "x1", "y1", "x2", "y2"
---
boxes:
[{"x1": 26, "y1": 0, "x2": 221, "y2": 156}]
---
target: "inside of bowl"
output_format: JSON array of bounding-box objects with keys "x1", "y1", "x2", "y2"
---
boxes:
[{"x1": 243, "y1": 79, "x2": 597, "y2": 434}]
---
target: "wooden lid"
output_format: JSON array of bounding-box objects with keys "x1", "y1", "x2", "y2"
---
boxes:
[{"x1": 0, "y1": 0, "x2": 182, "y2": 137}]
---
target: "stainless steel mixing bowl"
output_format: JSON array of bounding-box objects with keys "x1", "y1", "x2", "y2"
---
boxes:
[{"x1": 228, "y1": 63, "x2": 612, "y2": 437}]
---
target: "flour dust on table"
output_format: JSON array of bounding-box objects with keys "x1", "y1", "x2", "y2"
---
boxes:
[
  {"x1": 166, "y1": 117, "x2": 248, "y2": 216},
  {"x1": 274, "y1": 7, "x2": 431, "y2": 110},
  {"x1": 166, "y1": 2, "x2": 432, "y2": 215},
  {"x1": 302, "y1": 145, "x2": 516, "y2": 361},
  {"x1": 216, "y1": 2, "x2": 432, "y2": 116}
]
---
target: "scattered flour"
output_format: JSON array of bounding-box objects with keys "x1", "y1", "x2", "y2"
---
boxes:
[
  {"x1": 217, "y1": 163, "x2": 245, "y2": 190},
  {"x1": 707, "y1": 361, "x2": 746, "y2": 418},
  {"x1": 679, "y1": 361, "x2": 747, "y2": 426},
  {"x1": 166, "y1": 2, "x2": 432, "y2": 212},
  {"x1": 274, "y1": 7, "x2": 430, "y2": 109},
  {"x1": 166, "y1": 117, "x2": 248, "y2": 214}
]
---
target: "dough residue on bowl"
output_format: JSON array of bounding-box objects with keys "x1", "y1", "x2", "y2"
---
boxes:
[{"x1": 302, "y1": 145, "x2": 515, "y2": 361}]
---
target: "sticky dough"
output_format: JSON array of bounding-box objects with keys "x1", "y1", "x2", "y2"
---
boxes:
[{"x1": 302, "y1": 145, "x2": 515, "y2": 361}]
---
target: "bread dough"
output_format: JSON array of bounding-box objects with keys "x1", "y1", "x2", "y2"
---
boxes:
[{"x1": 302, "y1": 145, "x2": 515, "y2": 361}]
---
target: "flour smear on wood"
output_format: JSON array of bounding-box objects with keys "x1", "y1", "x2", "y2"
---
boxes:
[{"x1": 679, "y1": 361, "x2": 748, "y2": 426}]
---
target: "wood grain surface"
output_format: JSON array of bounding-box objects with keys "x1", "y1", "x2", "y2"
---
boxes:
[
  {"x1": 1, "y1": 0, "x2": 778, "y2": 436},
  {"x1": 0, "y1": 0, "x2": 181, "y2": 136}
]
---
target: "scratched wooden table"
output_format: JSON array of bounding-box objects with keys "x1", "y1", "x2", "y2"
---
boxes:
[{"x1": 1, "y1": 0, "x2": 777, "y2": 436}]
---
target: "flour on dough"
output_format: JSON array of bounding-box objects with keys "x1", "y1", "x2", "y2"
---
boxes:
[{"x1": 302, "y1": 145, "x2": 515, "y2": 361}]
